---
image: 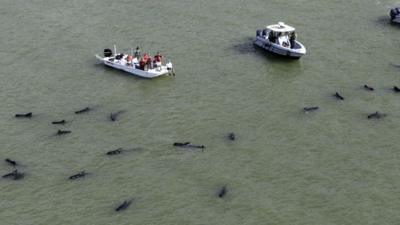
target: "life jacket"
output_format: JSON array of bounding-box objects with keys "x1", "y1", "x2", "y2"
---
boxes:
[
  {"x1": 139, "y1": 59, "x2": 146, "y2": 67},
  {"x1": 143, "y1": 54, "x2": 149, "y2": 62}
]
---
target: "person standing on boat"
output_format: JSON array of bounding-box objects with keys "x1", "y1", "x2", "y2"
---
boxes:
[
  {"x1": 269, "y1": 32, "x2": 276, "y2": 43},
  {"x1": 139, "y1": 57, "x2": 146, "y2": 70},
  {"x1": 134, "y1": 46, "x2": 141, "y2": 58},
  {"x1": 289, "y1": 32, "x2": 296, "y2": 49},
  {"x1": 146, "y1": 56, "x2": 153, "y2": 69},
  {"x1": 154, "y1": 52, "x2": 162, "y2": 68},
  {"x1": 142, "y1": 53, "x2": 151, "y2": 70},
  {"x1": 143, "y1": 53, "x2": 149, "y2": 65},
  {"x1": 126, "y1": 55, "x2": 133, "y2": 66}
]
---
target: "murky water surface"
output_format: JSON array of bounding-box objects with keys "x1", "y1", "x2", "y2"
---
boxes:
[{"x1": 1, "y1": 0, "x2": 400, "y2": 224}]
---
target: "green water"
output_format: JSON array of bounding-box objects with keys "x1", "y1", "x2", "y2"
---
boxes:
[{"x1": 1, "y1": 0, "x2": 400, "y2": 224}]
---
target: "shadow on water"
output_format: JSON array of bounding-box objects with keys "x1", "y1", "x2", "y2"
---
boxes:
[
  {"x1": 232, "y1": 37, "x2": 257, "y2": 55},
  {"x1": 231, "y1": 38, "x2": 303, "y2": 80},
  {"x1": 253, "y1": 45, "x2": 302, "y2": 64},
  {"x1": 373, "y1": 15, "x2": 400, "y2": 28}
]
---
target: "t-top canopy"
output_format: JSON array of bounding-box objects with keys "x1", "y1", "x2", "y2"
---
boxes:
[{"x1": 266, "y1": 22, "x2": 295, "y2": 33}]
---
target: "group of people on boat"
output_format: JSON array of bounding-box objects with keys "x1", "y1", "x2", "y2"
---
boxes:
[
  {"x1": 99, "y1": 45, "x2": 175, "y2": 77},
  {"x1": 122, "y1": 46, "x2": 163, "y2": 71},
  {"x1": 258, "y1": 28, "x2": 297, "y2": 49}
]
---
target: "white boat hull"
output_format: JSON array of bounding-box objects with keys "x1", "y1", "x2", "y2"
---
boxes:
[
  {"x1": 254, "y1": 37, "x2": 306, "y2": 59},
  {"x1": 96, "y1": 55, "x2": 174, "y2": 78}
]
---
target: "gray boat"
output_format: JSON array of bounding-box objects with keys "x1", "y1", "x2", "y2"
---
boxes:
[
  {"x1": 390, "y1": 7, "x2": 400, "y2": 24},
  {"x1": 254, "y1": 22, "x2": 306, "y2": 59}
]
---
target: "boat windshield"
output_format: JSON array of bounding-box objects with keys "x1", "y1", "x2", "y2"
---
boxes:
[
  {"x1": 269, "y1": 31, "x2": 294, "y2": 38},
  {"x1": 267, "y1": 30, "x2": 297, "y2": 48}
]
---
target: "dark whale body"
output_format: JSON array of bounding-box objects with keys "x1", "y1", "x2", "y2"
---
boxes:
[
  {"x1": 75, "y1": 107, "x2": 91, "y2": 114},
  {"x1": 15, "y1": 112, "x2": 32, "y2": 118},
  {"x1": 334, "y1": 92, "x2": 344, "y2": 100},
  {"x1": 303, "y1": 107, "x2": 319, "y2": 112},
  {"x1": 367, "y1": 111, "x2": 386, "y2": 119},
  {"x1": 115, "y1": 200, "x2": 132, "y2": 212},
  {"x1": 57, "y1": 130, "x2": 71, "y2": 135},
  {"x1": 110, "y1": 110, "x2": 125, "y2": 121},
  {"x1": 173, "y1": 142, "x2": 190, "y2": 147},
  {"x1": 228, "y1": 133, "x2": 235, "y2": 141},
  {"x1": 364, "y1": 85, "x2": 374, "y2": 91},
  {"x1": 173, "y1": 142, "x2": 205, "y2": 149},
  {"x1": 2, "y1": 169, "x2": 24, "y2": 180},
  {"x1": 5, "y1": 158, "x2": 17, "y2": 166},
  {"x1": 218, "y1": 186, "x2": 227, "y2": 198},
  {"x1": 52, "y1": 120, "x2": 66, "y2": 125},
  {"x1": 106, "y1": 148, "x2": 124, "y2": 155},
  {"x1": 69, "y1": 171, "x2": 87, "y2": 180}
]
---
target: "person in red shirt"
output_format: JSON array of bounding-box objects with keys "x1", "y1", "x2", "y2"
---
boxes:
[
  {"x1": 143, "y1": 53, "x2": 149, "y2": 62},
  {"x1": 146, "y1": 56, "x2": 152, "y2": 69},
  {"x1": 139, "y1": 57, "x2": 146, "y2": 70}
]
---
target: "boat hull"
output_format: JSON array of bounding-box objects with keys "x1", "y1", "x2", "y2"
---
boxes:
[
  {"x1": 392, "y1": 17, "x2": 400, "y2": 24},
  {"x1": 254, "y1": 37, "x2": 306, "y2": 59},
  {"x1": 95, "y1": 55, "x2": 173, "y2": 78}
]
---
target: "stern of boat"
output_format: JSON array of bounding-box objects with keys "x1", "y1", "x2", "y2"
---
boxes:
[{"x1": 165, "y1": 61, "x2": 175, "y2": 76}]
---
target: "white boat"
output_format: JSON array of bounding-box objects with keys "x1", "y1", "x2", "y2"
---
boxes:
[
  {"x1": 96, "y1": 46, "x2": 174, "y2": 78},
  {"x1": 390, "y1": 7, "x2": 400, "y2": 24},
  {"x1": 254, "y1": 22, "x2": 306, "y2": 59}
]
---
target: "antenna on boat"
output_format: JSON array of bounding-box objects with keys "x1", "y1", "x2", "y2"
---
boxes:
[
  {"x1": 114, "y1": 44, "x2": 117, "y2": 56},
  {"x1": 131, "y1": 47, "x2": 133, "y2": 56}
]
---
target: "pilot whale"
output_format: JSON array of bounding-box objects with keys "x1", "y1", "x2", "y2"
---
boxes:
[
  {"x1": 57, "y1": 130, "x2": 71, "y2": 135},
  {"x1": 110, "y1": 110, "x2": 126, "y2": 121},
  {"x1": 15, "y1": 112, "x2": 32, "y2": 118},
  {"x1": 334, "y1": 92, "x2": 344, "y2": 100},
  {"x1": 5, "y1": 158, "x2": 17, "y2": 166},
  {"x1": 106, "y1": 148, "x2": 124, "y2": 155},
  {"x1": 75, "y1": 107, "x2": 91, "y2": 114},
  {"x1": 228, "y1": 133, "x2": 235, "y2": 141},
  {"x1": 115, "y1": 200, "x2": 132, "y2": 212},
  {"x1": 367, "y1": 111, "x2": 386, "y2": 119},
  {"x1": 303, "y1": 106, "x2": 319, "y2": 112},
  {"x1": 218, "y1": 186, "x2": 227, "y2": 198},
  {"x1": 173, "y1": 142, "x2": 205, "y2": 149},
  {"x1": 2, "y1": 169, "x2": 24, "y2": 180},
  {"x1": 364, "y1": 85, "x2": 374, "y2": 91},
  {"x1": 69, "y1": 171, "x2": 87, "y2": 180},
  {"x1": 52, "y1": 120, "x2": 66, "y2": 125}
]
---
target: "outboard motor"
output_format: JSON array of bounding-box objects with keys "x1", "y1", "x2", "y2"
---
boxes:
[
  {"x1": 256, "y1": 29, "x2": 261, "y2": 37},
  {"x1": 104, "y1": 48, "x2": 113, "y2": 57}
]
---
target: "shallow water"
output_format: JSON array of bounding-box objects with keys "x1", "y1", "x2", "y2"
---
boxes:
[{"x1": 1, "y1": 0, "x2": 400, "y2": 224}]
